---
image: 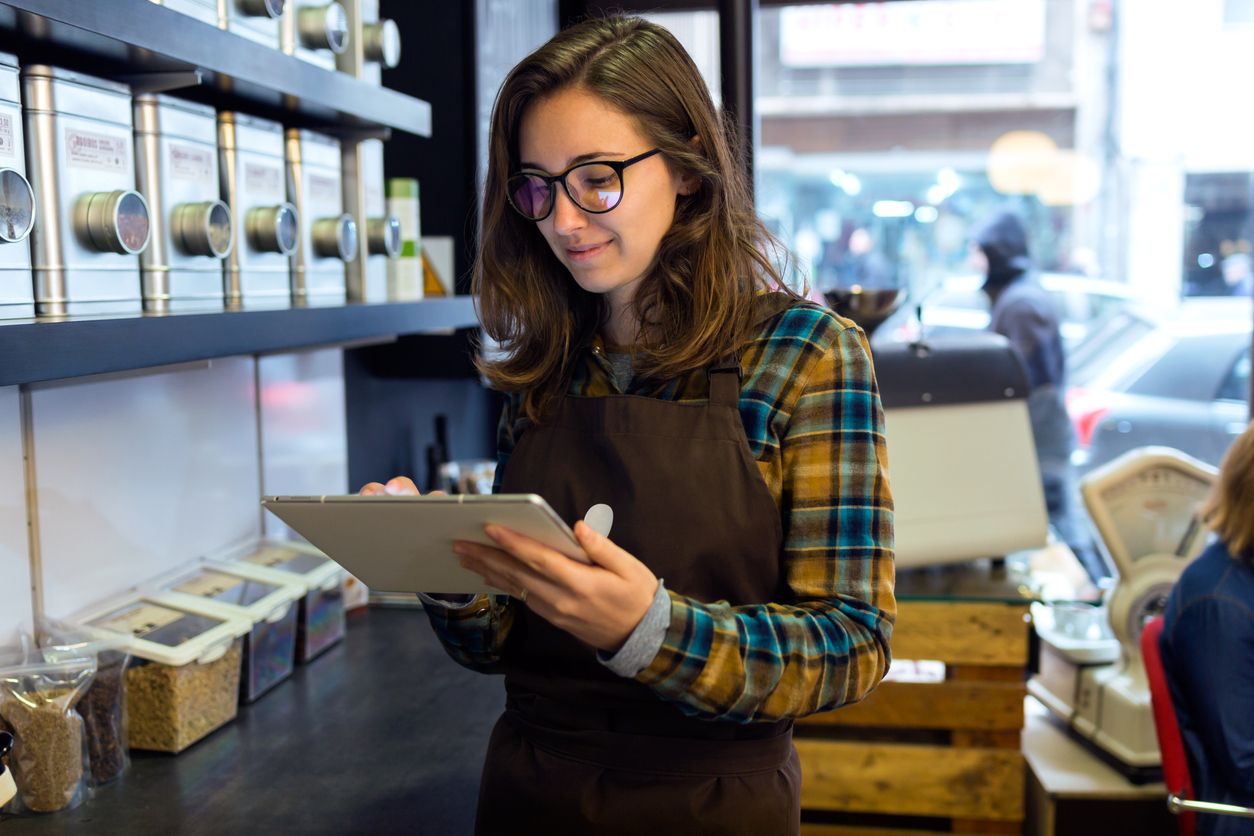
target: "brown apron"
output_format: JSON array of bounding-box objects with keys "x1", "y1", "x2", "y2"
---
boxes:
[{"x1": 477, "y1": 347, "x2": 801, "y2": 836}]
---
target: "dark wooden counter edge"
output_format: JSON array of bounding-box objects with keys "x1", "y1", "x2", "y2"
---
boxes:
[
  {"x1": 0, "y1": 296, "x2": 481, "y2": 386},
  {"x1": 0, "y1": 0, "x2": 432, "y2": 136}
]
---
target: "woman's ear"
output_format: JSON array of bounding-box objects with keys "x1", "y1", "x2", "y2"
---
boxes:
[{"x1": 678, "y1": 135, "x2": 703, "y2": 195}]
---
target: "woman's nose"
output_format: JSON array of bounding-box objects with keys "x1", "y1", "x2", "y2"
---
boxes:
[{"x1": 552, "y1": 185, "x2": 586, "y2": 235}]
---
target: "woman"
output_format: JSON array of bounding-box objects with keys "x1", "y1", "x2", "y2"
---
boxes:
[
  {"x1": 1161, "y1": 423, "x2": 1254, "y2": 836},
  {"x1": 363, "y1": 16, "x2": 895, "y2": 834}
]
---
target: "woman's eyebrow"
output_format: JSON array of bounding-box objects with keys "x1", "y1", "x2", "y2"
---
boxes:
[{"x1": 518, "y1": 150, "x2": 625, "y2": 171}]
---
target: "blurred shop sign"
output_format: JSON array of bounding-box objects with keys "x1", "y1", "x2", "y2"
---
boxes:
[{"x1": 779, "y1": 0, "x2": 1046, "y2": 67}]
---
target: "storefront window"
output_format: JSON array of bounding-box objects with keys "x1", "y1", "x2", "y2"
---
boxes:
[{"x1": 646, "y1": 1, "x2": 1252, "y2": 473}]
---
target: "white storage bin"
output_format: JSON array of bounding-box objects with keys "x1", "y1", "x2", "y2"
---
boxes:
[
  {"x1": 221, "y1": 540, "x2": 346, "y2": 663},
  {"x1": 147, "y1": 564, "x2": 303, "y2": 703},
  {"x1": 71, "y1": 594, "x2": 249, "y2": 753}
]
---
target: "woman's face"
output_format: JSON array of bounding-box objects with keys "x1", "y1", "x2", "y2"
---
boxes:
[{"x1": 517, "y1": 86, "x2": 689, "y2": 315}]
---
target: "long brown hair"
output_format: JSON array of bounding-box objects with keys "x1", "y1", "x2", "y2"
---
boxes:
[
  {"x1": 473, "y1": 15, "x2": 797, "y2": 423},
  {"x1": 1202, "y1": 420, "x2": 1254, "y2": 564}
]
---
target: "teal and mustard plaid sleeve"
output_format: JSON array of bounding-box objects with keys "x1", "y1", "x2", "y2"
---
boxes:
[
  {"x1": 635, "y1": 308, "x2": 896, "y2": 722},
  {"x1": 421, "y1": 397, "x2": 521, "y2": 672}
]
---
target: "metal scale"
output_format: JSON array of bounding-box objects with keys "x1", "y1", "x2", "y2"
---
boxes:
[{"x1": 1029, "y1": 446, "x2": 1217, "y2": 780}]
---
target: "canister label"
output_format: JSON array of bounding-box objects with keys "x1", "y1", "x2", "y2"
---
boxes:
[
  {"x1": 94, "y1": 603, "x2": 184, "y2": 638},
  {"x1": 65, "y1": 128, "x2": 128, "y2": 172},
  {"x1": 0, "y1": 114, "x2": 13, "y2": 157},
  {"x1": 244, "y1": 161, "x2": 282, "y2": 193},
  {"x1": 245, "y1": 545, "x2": 299, "y2": 568},
  {"x1": 308, "y1": 173, "x2": 340, "y2": 205},
  {"x1": 168, "y1": 142, "x2": 213, "y2": 180},
  {"x1": 175, "y1": 570, "x2": 244, "y2": 599}
]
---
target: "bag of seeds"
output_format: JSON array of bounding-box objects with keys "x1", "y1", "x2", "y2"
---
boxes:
[
  {"x1": 0, "y1": 651, "x2": 95, "y2": 815},
  {"x1": 37, "y1": 618, "x2": 131, "y2": 786}
]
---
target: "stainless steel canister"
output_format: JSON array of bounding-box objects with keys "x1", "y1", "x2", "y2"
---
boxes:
[
  {"x1": 0, "y1": 53, "x2": 36, "y2": 320},
  {"x1": 148, "y1": 0, "x2": 222, "y2": 27},
  {"x1": 22, "y1": 66, "x2": 150, "y2": 317},
  {"x1": 134, "y1": 95, "x2": 232, "y2": 313},
  {"x1": 223, "y1": 0, "x2": 286, "y2": 48},
  {"x1": 282, "y1": 0, "x2": 350, "y2": 70},
  {"x1": 218, "y1": 112, "x2": 296, "y2": 309},
  {"x1": 335, "y1": 0, "x2": 400, "y2": 84},
  {"x1": 286, "y1": 128, "x2": 355, "y2": 306},
  {"x1": 360, "y1": 138, "x2": 399, "y2": 302}
]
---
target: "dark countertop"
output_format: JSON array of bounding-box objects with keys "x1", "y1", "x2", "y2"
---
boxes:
[{"x1": 2, "y1": 607, "x2": 504, "y2": 836}]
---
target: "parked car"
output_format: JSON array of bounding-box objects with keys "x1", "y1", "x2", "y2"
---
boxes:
[
  {"x1": 871, "y1": 272, "x2": 1137, "y2": 351},
  {"x1": 1066, "y1": 297, "x2": 1252, "y2": 474}
]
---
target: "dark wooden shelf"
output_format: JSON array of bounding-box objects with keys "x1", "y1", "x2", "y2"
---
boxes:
[
  {"x1": 0, "y1": 296, "x2": 480, "y2": 385},
  {"x1": 0, "y1": 0, "x2": 431, "y2": 137}
]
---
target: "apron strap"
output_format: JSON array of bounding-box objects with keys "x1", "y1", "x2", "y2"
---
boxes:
[{"x1": 707, "y1": 353, "x2": 742, "y2": 408}]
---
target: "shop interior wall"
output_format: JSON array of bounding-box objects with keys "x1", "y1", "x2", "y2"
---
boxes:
[
  {"x1": 2, "y1": 0, "x2": 560, "y2": 645},
  {"x1": 1, "y1": 347, "x2": 352, "y2": 645},
  {"x1": 342, "y1": 0, "x2": 499, "y2": 490},
  {"x1": 0, "y1": 386, "x2": 31, "y2": 647}
]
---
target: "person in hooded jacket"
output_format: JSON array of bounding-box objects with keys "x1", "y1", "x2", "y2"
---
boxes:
[{"x1": 972, "y1": 209, "x2": 1100, "y2": 577}]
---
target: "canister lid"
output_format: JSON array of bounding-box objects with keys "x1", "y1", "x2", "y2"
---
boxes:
[
  {"x1": 217, "y1": 111, "x2": 284, "y2": 148},
  {"x1": 21, "y1": 64, "x2": 131, "y2": 97},
  {"x1": 134, "y1": 93, "x2": 218, "y2": 135},
  {"x1": 221, "y1": 540, "x2": 345, "y2": 593},
  {"x1": 291, "y1": 127, "x2": 341, "y2": 150},
  {"x1": 70, "y1": 592, "x2": 251, "y2": 667},
  {"x1": 149, "y1": 563, "x2": 304, "y2": 625}
]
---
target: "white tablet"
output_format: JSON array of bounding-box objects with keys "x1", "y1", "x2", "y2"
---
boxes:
[{"x1": 261, "y1": 494, "x2": 587, "y2": 594}]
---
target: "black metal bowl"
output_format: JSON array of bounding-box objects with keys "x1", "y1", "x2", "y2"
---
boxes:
[{"x1": 822, "y1": 287, "x2": 907, "y2": 336}]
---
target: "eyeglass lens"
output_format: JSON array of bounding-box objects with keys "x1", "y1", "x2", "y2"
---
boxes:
[{"x1": 508, "y1": 163, "x2": 623, "y2": 220}]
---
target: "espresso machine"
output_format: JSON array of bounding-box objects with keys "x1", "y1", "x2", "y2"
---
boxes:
[{"x1": 828, "y1": 288, "x2": 1049, "y2": 569}]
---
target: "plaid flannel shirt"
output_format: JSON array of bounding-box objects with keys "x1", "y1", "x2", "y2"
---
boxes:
[{"x1": 424, "y1": 298, "x2": 896, "y2": 722}]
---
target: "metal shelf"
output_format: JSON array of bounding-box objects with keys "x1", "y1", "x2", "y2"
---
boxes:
[
  {"x1": 0, "y1": 0, "x2": 431, "y2": 136},
  {"x1": 0, "y1": 297, "x2": 479, "y2": 386}
]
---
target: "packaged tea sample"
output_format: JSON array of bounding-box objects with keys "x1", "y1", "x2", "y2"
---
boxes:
[
  {"x1": 228, "y1": 540, "x2": 346, "y2": 662},
  {"x1": 74, "y1": 595, "x2": 250, "y2": 754},
  {"x1": 37, "y1": 618, "x2": 132, "y2": 785},
  {"x1": 151, "y1": 563, "x2": 303, "y2": 702},
  {"x1": 0, "y1": 652, "x2": 95, "y2": 814}
]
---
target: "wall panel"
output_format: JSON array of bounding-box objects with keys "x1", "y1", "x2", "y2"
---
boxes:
[
  {"x1": 0, "y1": 385, "x2": 32, "y2": 645},
  {"x1": 258, "y1": 348, "x2": 348, "y2": 539},
  {"x1": 32, "y1": 358, "x2": 261, "y2": 619}
]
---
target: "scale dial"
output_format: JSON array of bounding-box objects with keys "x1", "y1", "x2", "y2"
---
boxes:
[
  {"x1": 1081, "y1": 447, "x2": 1217, "y2": 578},
  {"x1": 1106, "y1": 558, "x2": 1180, "y2": 651}
]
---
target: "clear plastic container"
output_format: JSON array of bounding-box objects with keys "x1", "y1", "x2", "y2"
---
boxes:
[
  {"x1": 223, "y1": 541, "x2": 346, "y2": 663},
  {"x1": 37, "y1": 619, "x2": 132, "y2": 785},
  {"x1": 71, "y1": 594, "x2": 250, "y2": 754},
  {"x1": 148, "y1": 564, "x2": 304, "y2": 703}
]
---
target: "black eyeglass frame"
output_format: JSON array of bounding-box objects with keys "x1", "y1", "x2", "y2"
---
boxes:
[{"x1": 506, "y1": 148, "x2": 664, "y2": 221}]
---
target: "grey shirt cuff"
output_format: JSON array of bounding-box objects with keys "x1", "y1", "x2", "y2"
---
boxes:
[{"x1": 598, "y1": 579, "x2": 670, "y2": 678}]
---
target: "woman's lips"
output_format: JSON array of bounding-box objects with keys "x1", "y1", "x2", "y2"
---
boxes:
[{"x1": 566, "y1": 241, "x2": 610, "y2": 262}]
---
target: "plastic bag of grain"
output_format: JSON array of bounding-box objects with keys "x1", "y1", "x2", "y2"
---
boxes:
[
  {"x1": 0, "y1": 649, "x2": 95, "y2": 814},
  {"x1": 36, "y1": 617, "x2": 132, "y2": 785}
]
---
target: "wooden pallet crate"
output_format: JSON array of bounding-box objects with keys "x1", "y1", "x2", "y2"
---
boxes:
[{"x1": 797, "y1": 600, "x2": 1032, "y2": 835}]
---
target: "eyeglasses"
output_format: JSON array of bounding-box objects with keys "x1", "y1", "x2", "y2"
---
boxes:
[{"x1": 506, "y1": 149, "x2": 663, "y2": 222}]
